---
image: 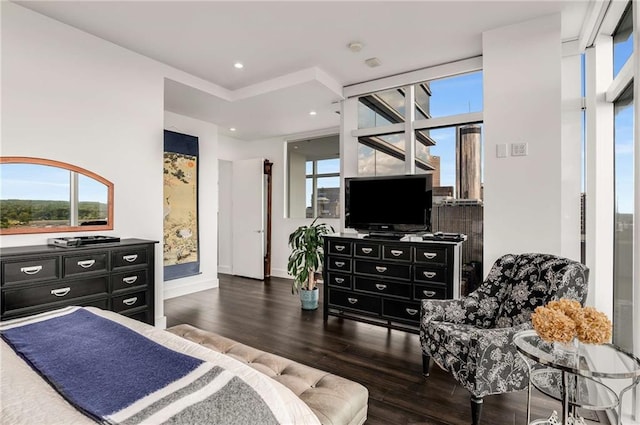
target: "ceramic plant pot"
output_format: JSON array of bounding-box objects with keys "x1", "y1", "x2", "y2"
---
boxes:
[{"x1": 300, "y1": 287, "x2": 319, "y2": 310}]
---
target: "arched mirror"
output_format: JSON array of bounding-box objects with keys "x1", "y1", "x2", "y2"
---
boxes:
[{"x1": 0, "y1": 157, "x2": 114, "y2": 235}]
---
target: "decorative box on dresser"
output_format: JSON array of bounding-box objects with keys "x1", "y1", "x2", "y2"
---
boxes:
[
  {"x1": 0, "y1": 239, "x2": 157, "y2": 325},
  {"x1": 323, "y1": 234, "x2": 463, "y2": 333}
]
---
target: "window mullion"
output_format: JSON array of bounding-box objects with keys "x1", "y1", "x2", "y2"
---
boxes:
[
  {"x1": 70, "y1": 171, "x2": 79, "y2": 226},
  {"x1": 405, "y1": 84, "x2": 416, "y2": 174}
]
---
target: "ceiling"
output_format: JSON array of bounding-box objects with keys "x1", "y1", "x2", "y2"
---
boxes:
[{"x1": 15, "y1": 1, "x2": 590, "y2": 141}]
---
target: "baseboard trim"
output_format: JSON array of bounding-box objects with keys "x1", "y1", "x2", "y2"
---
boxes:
[
  {"x1": 218, "y1": 265, "x2": 232, "y2": 274},
  {"x1": 163, "y1": 277, "x2": 220, "y2": 300},
  {"x1": 271, "y1": 268, "x2": 290, "y2": 279}
]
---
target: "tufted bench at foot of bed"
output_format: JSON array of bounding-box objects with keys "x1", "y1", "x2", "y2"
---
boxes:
[{"x1": 166, "y1": 324, "x2": 368, "y2": 425}]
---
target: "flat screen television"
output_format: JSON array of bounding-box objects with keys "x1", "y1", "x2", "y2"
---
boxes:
[{"x1": 344, "y1": 174, "x2": 432, "y2": 237}]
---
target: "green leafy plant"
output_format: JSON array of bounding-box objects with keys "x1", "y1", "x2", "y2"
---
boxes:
[{"x1": 287, "y1": 218, "x2": 334, "y2": 293}]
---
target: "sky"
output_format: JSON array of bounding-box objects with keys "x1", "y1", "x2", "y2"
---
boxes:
[{"x1": 0, "y1": 163, "x2": 108, "y2": 203}]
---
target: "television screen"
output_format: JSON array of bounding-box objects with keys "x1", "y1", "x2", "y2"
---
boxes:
[{"x1": 345, "y1": 174, "x2": 432, "y2": 235}]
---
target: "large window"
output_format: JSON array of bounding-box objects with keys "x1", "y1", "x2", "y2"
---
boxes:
[
  {"x1": 352, "y1": 69, "x2": 484, "y2": 288},
  {"x1": 287, "y1": 135, "x2": 340, "y2": 219},
  {"x1": 613, "y1": 83, "x2": 634, "y2": 353}
]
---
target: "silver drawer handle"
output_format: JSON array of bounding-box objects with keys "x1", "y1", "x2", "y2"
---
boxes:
[
  {"x1": 123, "y1": 254, "x2": 138, "y2": 263},
  {"x1": 51, "y1": 287, "x2": 71, "y2": 297},
  {"x1": 406, "y1": 308, "x2": 419, "y2": 316},
  {"x1": 347, "y1": 297, "x2": 358, "y2": 304},
  {"x1": 375, "y1": 284, "x2": 387, "y2": 291},
  {"x1": 77, "y1": 259, "x2": 96, "y2": 268},
  {"x1": 423, "y1": 253, "x2": 437, "y2": 259},
  {"x1": 391, "y1": 249, "x2": 403, "y2": 256},
  {"x1": 122, "y1": 276, "x2": 138, "y2": 284},
  {"x1": 375, "y1": 266, "x2": 387, "y2": 273},
  {"x1": 423, "y1": 290, "x2": 437, "y2": 297},
  {"x1": 361, "y1": 248, "x2": 372, "y2": 254},
  {"x1": 122, "y1": 297, "x2": 138, "y2": 306},
  {"x1": 335, "y1": 261, "x2": 345, "y2": 267},
  {"x1": 335, "y1": 277, "x2": 344, "y2": 284},
  {"x1": 20, "y1": 265, "x2": 43, "y2": 275},
  {"x1": 335, "y1": 245, "x2": 345, "y2": 252},
  {"x1": 423, "y1": 271, "x2": 436, "y2": 278}
]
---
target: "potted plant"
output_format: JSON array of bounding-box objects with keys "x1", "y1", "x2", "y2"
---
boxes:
[{"x1": 287, "y1": 218, "x2": 334, "y2": 310}]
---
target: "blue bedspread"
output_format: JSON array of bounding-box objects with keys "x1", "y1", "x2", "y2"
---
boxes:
[{"x1": 1, "y1": 307, "x2": 279, "y2": 425}]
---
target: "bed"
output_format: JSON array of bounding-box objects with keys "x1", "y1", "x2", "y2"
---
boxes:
[{"x1": 0, "y1": 306, "x2": 368, "y2": 425}]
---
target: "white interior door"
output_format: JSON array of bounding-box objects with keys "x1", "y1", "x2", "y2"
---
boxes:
[{"x1": 232, "y1": 158, "x2": 265, "y2": 280}]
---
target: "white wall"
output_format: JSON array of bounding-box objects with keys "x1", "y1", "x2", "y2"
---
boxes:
[
  {"x1": 1, "y1": 3, "x2": 224, "y2": 327},
  {"x1": 218, "y1": 133, "x2": 339, "y2": 279},
  {"x1": 218, "y1": 159, "x2": 233, "y2": 274},
  {"x1": 482, "y1": 14, "x2": 577, "y2": 270},
  {"x1": 163, "y1": 111, "x2": 219, "y2": 299},
  {"x1": 1, "y1": 2, "x2": 166, "y2": 324}
]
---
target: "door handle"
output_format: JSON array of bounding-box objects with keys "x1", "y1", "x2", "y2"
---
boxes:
[
  {"x1": 122, "y1": 297, "x2": 138, "y2": 306},
  {"x1": 423, "y1": 252, "x2": 437, "y2": 259},
  {"x1": 423, "y1": 290, "x2": 437, "y2": 298},
  {"x1": 375, "y1": 266, "x2": 387, "y2": 273},
  {"x1": 77, "y1": 259, "x2": 96, "y2": 268},
  {"x1": 375, "y1": 284, "x2": 387, "y2": 291},
  {"x1": 405, "y1": 308, "x2": 419, "y2": 316},
  {"x1": 335, "y1": 245, "x2": 345, "y2": 251},
  {"x1": 335, "y1": 277, "x2": 344, "y2": 284},
  {"x1": 391, "y1": 249, "x2": 403, "y2": 256},
  {"x1": 123, "y1": 254, "x2": 138, "y2": 263},
  {"x1": 51, "y1": 287, "x2": 71, "y2": 297},
  {"x1": 122, "y1": 276, "x2": 138, "y2": 284},
  {"x1": 423, "y1": 271, "x2": 436, "y2": 279},
  {"x1": 347, "y1": 297, "x2": 358, "y2": 304},
  {"x1": 20, "y1": 265, "x2": 43, "y2": 275},
  {"x1": 361, "y1": 247, "x2": 372, "y2": 254},
  {"x1": 335, "y1": 261, "x2": 345, "y2": 267}
]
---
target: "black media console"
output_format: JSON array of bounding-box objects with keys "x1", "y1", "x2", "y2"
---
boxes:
[{"x1": 322, "y1": 233, "x2": 463, "y2": 333}]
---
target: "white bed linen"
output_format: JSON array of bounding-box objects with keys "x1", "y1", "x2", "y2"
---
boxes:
[{"x1": 0, "y1": 307, "x2": 321, "y2": 425}]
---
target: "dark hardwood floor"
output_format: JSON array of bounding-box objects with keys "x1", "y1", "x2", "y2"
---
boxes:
[{"x1": 164, "y1": 274, "x2": 607, "y2": 425}]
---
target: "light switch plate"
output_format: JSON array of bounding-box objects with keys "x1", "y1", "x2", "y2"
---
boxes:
[
  {"x1": 496, "y1": 144, "x2": 508, "y2": 158},
  {"x1": 511, "y1": 142, "x2": 528, "y2": 156}
]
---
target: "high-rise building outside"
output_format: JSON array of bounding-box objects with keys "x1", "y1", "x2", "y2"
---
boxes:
[{"x1": 456, "y1": 124, "x2": 482, "y2": 200}]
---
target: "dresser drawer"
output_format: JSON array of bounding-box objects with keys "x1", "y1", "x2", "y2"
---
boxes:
[
  {"x1": 327, "y1": 257, "x2": 352, "y2": 272},
  {"x1": 328, "y1": 288, "x2": 381, "y2": 315},
  {"x1": 354, "y1": 242, "x2": 381, "y2": 259},
  {"x1": 355, "y1": 260, "x2": 411, "y2": 281},
  {"x1": 327, "y1": 272, "x2": 351, "y2": 289},
  {"x1": 414, "y1": 283, "x2": 448, "y2": 300},
  {"x1": 112, "y1": 290, "x2": 147, "y2": 313},
  {"x1": 2, "y1": 257, "x2": 59, "y2": 285},
  {"x1": 112, "y1": 248, "x2": 148, "y2": 269},
  {"x1": 414, "y1": 265, "x2": 448, "y2": 284},
  {"x1": 382, "y1": 299, "x2": 421, "y2": 323},
  {"x1": 382, "y1": 245, "x2": 412, "y2": 262},
  {"x1": 63, "y1": 253, "x2": 108, "y2": 277},
  {"x1": 328, "y1": 240, "x2": 352, "y2": 256},
  {"x1": 354, "y1": 276, "x2": 411, "y2": 299},
  {"x1": 3, "y1": 276, "x2": 109, "y2": 313},
  {"x1": 415, "y1": 246, "x2": 448, "y2": 265},
  {"x1": 122, "y1": 309, "x2": 151, "y2": 324},
  {"x1": 111, "y1": 270, "x2": 148, "y2": 292}
]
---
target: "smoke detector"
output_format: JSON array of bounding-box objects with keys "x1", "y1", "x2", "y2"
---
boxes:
[
  {"x1": 347, "y1": 41, "x2": 363, "y2": 52},
  {"x1": 365, "y1": 57, "x2": 381, "y2": 68}
]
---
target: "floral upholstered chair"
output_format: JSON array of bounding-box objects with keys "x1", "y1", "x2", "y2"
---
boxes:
[{"x1": 420, "y1": 253, "x2": 589, "y2": 425}]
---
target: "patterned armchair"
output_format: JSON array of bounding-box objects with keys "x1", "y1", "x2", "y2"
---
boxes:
[{"x1": 420, "y1": 253, "x2": 589, "y2": 425}]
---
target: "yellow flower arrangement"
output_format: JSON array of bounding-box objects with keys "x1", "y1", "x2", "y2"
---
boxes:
[{"x1": 531, "y1": 299, "x2": 612, "y2": 344}]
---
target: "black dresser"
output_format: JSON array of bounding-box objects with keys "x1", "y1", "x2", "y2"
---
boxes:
[
  {"x1": 0, "y1": 239, "x2": 157, "y2": 325},
  {"x1": 323, "y1": 234, "x2": 463, "y2": 333}
]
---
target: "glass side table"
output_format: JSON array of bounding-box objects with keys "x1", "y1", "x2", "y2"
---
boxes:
[{"x1": 514, "y1": 330, "x2": 640, "y2": 425}]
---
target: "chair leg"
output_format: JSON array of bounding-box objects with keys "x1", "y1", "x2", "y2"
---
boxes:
[
  {"x1": 470, "y1": 396, "x2": 483, "y2": 425},
  {"x1": 422, "y1": 354, "x2": 431, "y2": 377}
]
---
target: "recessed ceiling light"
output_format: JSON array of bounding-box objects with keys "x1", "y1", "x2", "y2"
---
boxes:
[
  {"x1": 229, "y1": 127, "x2": 236, "y2": 132},
  {"x1": 233, "y1": 62, "x2": 244, "y2": 69},
  {"x1": 348, "y1": 41, "x2": 363, "y2": 52},
  {"x1": 309, "y1": 111, "x2": 317, "y2": 116},
  {"x1": 365, "y1": 57, "x2": 381, "y2": 68}
]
